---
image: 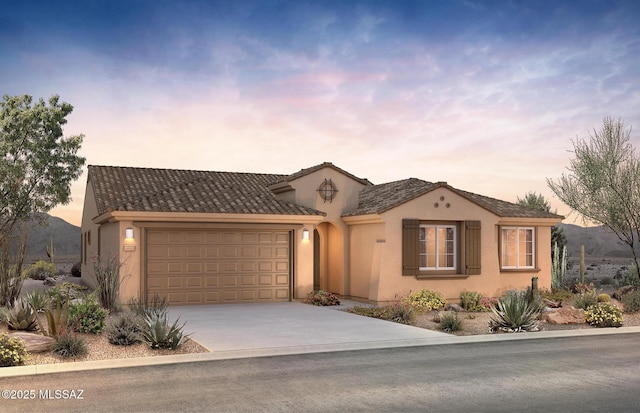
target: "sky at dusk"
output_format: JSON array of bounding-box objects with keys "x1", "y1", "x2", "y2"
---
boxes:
[{"x1": 2, "y1": 0, "x2": 640, "y2": 226}]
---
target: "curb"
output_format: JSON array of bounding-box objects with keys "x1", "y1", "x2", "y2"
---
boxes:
[{"x1": 3, "y1": 326, "x2": 640, "y2": 378}]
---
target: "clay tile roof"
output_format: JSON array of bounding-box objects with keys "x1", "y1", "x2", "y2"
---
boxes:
[
  {"x1": 343, "y1": 178, "x2": 564, "y2": 219},
  {"x1": 88, "y1": 165, "x2": 325, "y2": 216}
]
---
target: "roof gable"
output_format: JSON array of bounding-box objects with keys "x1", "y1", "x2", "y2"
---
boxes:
[
  {"x1": 272, "y1": 162, "x2": 372, "y2": 187},
  {"x1": 87, "y1": 166, "x2": 325, "y2": 217},
  {"x1": 343, "y1": 178, "x2": 563, "y2": 219}
]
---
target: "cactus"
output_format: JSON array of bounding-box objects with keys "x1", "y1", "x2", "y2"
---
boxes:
[
  {"x1": 551, "y1": 242, "x2": 567, "y2": 290},
  {"x1": 7, "y1": 298, "x2": 39, "y2": 331},
  {"x1": 580, "y1": 245, "x2": 585, "y2": 284},
  {"x1": 46, "y1": 238, "x2": 55, "y2": 264}
]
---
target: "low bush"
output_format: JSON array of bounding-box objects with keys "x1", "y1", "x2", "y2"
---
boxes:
[
  {"x1": 488, "y1": 290, "x2": 541, "y2": 333},
  {"x1": 574, "y1": 292, "x2": 598, "y2": 310},
  {"x1": 303, "y1": 290, "x2": 341, "y2": 306},
  {"x1": 439, "y1": 311, "x2": 463, "y2": 332},
  {"x1": 480, "y1": 297, "x2": 499, "y2": 308},
  {"x1": 69, "y1": 294, "x2": 108, "y2": 334},
  {"x1": 622, "y1": 290, "x2": 640, "y2": 313},
  {"x1": 22, "y1": 260, "x2": 57, "y2": 281},
  {"x1": 347, "y1": 305, "x2": 389, "y2": 319},
  {"x1": 0, "y1": 307, "x2": 8, "y2": 324},
  {"x1": 540, "y1": 288, "x2": 574, "y2": 302},
  {"x1": 7, "y1": 298, "x2": 39, "y2": 331},
  {"x1": 0, "y1": 333, "x2": 29, "y2": 367},
  {"x1": 105, "y1": 312, "x2": 144, "y2": 346},
  {"x1": 70, "y1": 262, "x2": 81, "y2": 277},
  {"x1": 53, "y1": 329, "x2": 87, "y2": 358},
  {"x1": 402, "y1": 289, "x2": 447, "y2": 312},
  {"x1": 585, "y1": 303, "x2": 623, "y2": 328},
  {"x1": 597, "y1": 293, "x2": 611, "y2": 303},
  {"x1": 142, "y1": 314, "x2": 187, "y2": 350},
  {"x1": 614, "y1": 266, "x2": 640, "y2": 288}
]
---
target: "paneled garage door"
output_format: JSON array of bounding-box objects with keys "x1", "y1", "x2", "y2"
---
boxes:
[{"x1": 146, "y1": 229, "x2": 291, "y2": 305}]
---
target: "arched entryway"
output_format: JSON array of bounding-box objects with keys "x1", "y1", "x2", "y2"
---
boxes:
[{"x1": 312, "y1": 222, "x2": 345, "y2": 295}]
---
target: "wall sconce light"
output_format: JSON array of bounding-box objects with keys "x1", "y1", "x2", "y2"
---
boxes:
[
  {"x1": 125, "y1": 228, "x2": 134, "y2": 240},
  {"x1": 302, "y1": 228, "x2": 310, "y2": 241}
]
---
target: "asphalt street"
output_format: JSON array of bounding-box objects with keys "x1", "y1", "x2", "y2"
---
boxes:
[{"x1": 1, "y1": 333, "x2": 639, "y2": 412}]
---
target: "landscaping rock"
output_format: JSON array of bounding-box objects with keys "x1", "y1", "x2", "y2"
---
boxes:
[
  {"x1": 542, "y1": 298, "x2": 562, "y2": 308},
  {"x1": 444, "y1": 303, "x2": 464, "y2": 312},
  {"x1": 613, "y1": 285, "x2": 639, "y2": 301},
  {"x1": 543, "y1": 306, "x2": 585, "y2": 324},
  {"x1": 43, "y1": 277, "x2": 56, "y2": 286},
  {"x1": 9, "y1": 332, "x2": 54, "y2": 353}
]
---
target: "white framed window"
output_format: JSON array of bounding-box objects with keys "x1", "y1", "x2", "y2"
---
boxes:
[
  {"x1": 501, "y1": 227, "x2": 535, "y2": 269},
  {"x1": 419, "y1": 225, "x2": 456, "y2": 270}
]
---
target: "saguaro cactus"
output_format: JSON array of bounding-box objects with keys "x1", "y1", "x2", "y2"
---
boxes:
[
  {"x1": 580, "y1": 245, "x2": 585, "y2": 284},
  {"x1": 551, "y1": 241, "x2": 567, "y2": 290},
  {"x1": 46, "y1": 238, "x2": 55, "y2": 264}
]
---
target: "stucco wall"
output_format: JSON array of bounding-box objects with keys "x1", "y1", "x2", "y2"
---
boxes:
[
  {"x1": 347, "y1": 187, "x2": 556, "y2": 302},
  {"x1": 80, "y1": 181, "x2": 99, "y2": 289},
  {"x1": 349, "y1": 223, "x2": 385, "y2": 298}
]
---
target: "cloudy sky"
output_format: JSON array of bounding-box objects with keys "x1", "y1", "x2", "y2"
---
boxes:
[{"x1": 2, "y1": 0, "x2": 640, "y2": 226}]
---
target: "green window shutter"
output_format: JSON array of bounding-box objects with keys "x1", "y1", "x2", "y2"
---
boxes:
[
  {"x1": 402, "y1": 219, "x2": 420, "y2": 275},
  {"x1": 465, "y1": 220, "x2": 481, "y2": 275}
]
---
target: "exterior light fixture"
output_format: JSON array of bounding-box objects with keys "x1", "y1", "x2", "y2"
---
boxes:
[
  {"x1": 125, "y1": 228, "x2": 134, "y2": 240},
  {"x1": 302, "y1": 228, "x2": 310, "y2": 241}
]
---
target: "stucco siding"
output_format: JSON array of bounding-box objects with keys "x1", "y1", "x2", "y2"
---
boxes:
[{"x1": 349, "y1": 223, "x2": 385, "y2": 299}]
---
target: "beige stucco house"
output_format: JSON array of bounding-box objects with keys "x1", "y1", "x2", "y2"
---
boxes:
[{"x1": 80, "y1": 162, "x2": 563, "y2": 306}]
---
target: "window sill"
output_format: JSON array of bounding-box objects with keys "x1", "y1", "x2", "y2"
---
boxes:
[
  {"x1": 416, "y1": 272, "x2": 469, "y2": 280},
  {"x1": 500, "y1": 268, "x2": 541, "y2": 273}
]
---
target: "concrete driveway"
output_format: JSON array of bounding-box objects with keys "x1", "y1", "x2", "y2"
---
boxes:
[{"x1": 168, "y1": 301, "x2": 450, "y2": 355}]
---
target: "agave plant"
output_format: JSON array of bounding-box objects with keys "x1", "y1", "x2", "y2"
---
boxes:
[
  {"x1": 8, "y1": 298, "x2": 39, "y2": 331},
  {"x1": 488, "y1": 290, "x2": 541, "y2": 333},
  {"x1": 142, "y1": 313, "x2": 187, "y2": 350}
]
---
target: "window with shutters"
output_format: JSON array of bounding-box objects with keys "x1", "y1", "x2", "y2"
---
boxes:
[
  {"x1": 403, "y1": 220, "x2": 481, "y2": 277},
  {"x1": 419, "y1": 225, "x2": 456, "y2": 270}
]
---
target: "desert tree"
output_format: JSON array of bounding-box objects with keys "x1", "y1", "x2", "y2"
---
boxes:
[
  {"x1": 0, "y1": 94, "x2": 85, "y2": 306},
  {"x1": 547, "y1": 116, "x2": 640, "y2": 281}
]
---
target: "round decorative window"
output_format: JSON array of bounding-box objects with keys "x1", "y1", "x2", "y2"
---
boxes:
[{"x1": 318, "y1": 179, "x2": 338, "y2": 203}]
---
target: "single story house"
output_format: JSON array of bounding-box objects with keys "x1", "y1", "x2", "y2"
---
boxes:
[{"x1": 80, "y1": 162, "x2": 563, "y2": 306}]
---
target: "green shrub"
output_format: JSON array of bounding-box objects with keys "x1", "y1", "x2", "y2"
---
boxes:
[
  {"x1": 574, "y1": 292, "x2": 598, "y2": 310},
  {"x1": 105, "y1": 312, "x2": 144, "y2": 346},
  {"x1": 439, "y1": 311, "x2": 463, "y2": 332},
  {"x1": 22, "y1": 260, "x2": 57, "y2": 281},
  {"x1": 303, "y1": 290, "x2": 341, "y2": 306},
  {"x1": 0, "y1": 333, "x2": 29, "y2": 367},
  {"x1": 26, "y1": 290, "x2": 50, "y2": 313},
  {"x1": 402, "y1": 289, "x2": 447, "y2": 312},
  {"x1": 69, "y1": 294, "x2": 108, "y2": 334},
  {"x1": 585, "y1": 303, "x2": 623, "y2": 328},
  {"x1": 70, "y1": 262, "x2": 81, "y2": 277},
  {"x1": 53, "y1": 329, "x2": 87, "y2": 358},
  {"x1": 459, "y1": 291, "x2": 483, "y2": 311},
  {"x1": 39, "y1": 295, "x2": 69, "y2": 338},
  {"x1": 622, "y1": 290, "x2": 640, "y2": 313},
  {"x1": 0, "y1": 307, "x2": 8, "y2": 324},
  {"x1": 7, "y1": 298, "x2": 39, "y2": 331},
  {"x1": 615, "y1": 266, "x2": 640, "y2": 288},
  {"x1": 489, "y1": 290, "x2": 541, "y2": 333},
  {"x1": 597, "y1": 293, "x2": 611, "y2": 303},
  {"x1": 142, "y1": 314, "x2": 187, "y2": 350}
]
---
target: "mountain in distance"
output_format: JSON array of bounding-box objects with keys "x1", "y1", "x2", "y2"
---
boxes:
[
  {"x1": 558, "y1": 222, "x2": 640, "y2": 259},
  {"x1": 23, "y1": 214, "x2": 80, "y2": 258}
]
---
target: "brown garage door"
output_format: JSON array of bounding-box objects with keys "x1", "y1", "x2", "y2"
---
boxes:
[{"x1": 146, "y1": 229, "x2": 290, "y2": 305}]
